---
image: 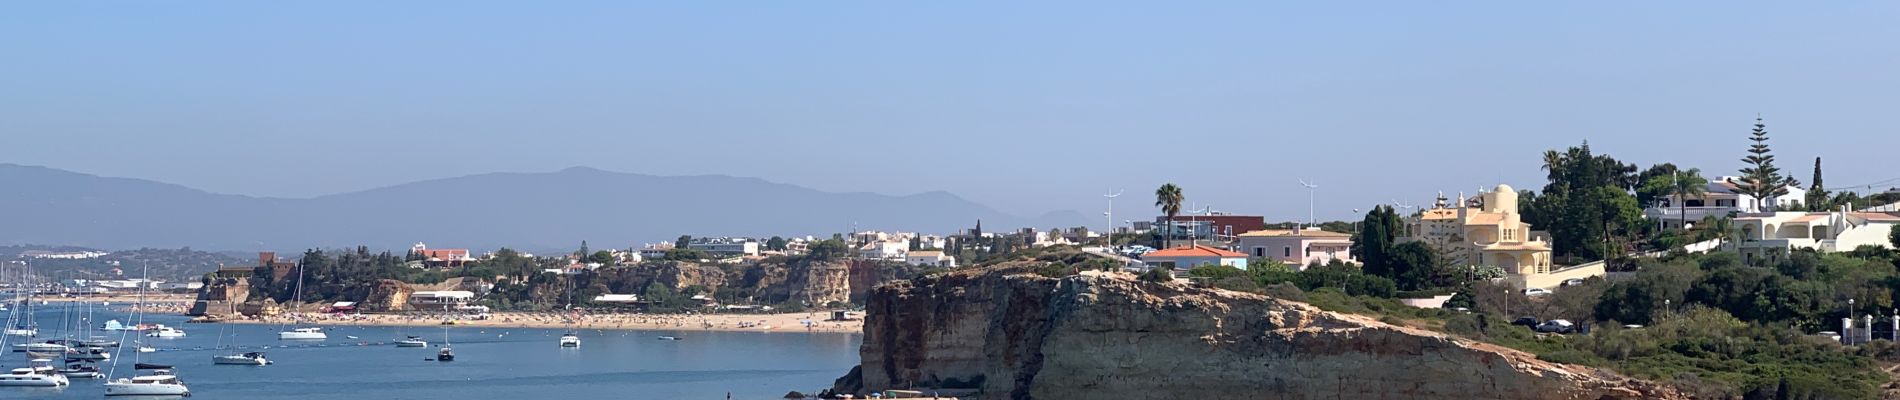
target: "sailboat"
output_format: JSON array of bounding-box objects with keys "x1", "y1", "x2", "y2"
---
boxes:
[
  {"x1": 559, "y1": 306, "x2": 581, "y2": 348},
  {"x1": 213, "y1": 310, "x2": 270, "y2": 366},
  {"x1": 102, "y1": 262, "x2": 190, "y2": 397},
  {"x1": 278, "y1": 262, "x2": 327, "y2": 340},
  {"x1": 4, "y1": 262, "x2": 38, "y2": 338},
  {"x1": 435, "y1": 328, "x2": 454, "y2": 361}
]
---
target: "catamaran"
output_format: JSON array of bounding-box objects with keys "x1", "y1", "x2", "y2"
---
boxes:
[
  {"x1": 559, "y1": 331, "x2": 581, "y2": 348},
  {"x1": 0, "y1": 359, "x2": 70, "y2": 387},
  {"x1": 278, "y1": 262, "x2": 327, "y2": 340}
]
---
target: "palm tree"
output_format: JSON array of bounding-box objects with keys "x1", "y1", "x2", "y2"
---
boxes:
[
  {"x1": 1540, "y1": 150, "x2": 1566, "y2": 182},
  {"x1": 1667, "y1": 169, "x2": 1709, "y2": 231},
  {"x1": 1154, "y1": 183, "x2": 1184, "y2": 249}
]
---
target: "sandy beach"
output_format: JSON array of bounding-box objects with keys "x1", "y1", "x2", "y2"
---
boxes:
[{"x1": 217, "y1": 310, "x2": 866, "y2": 334}]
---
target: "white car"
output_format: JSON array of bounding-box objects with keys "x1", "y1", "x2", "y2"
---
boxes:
[{"x1": 1522, "y1": 288, "x2": 1552, "y2": 296}]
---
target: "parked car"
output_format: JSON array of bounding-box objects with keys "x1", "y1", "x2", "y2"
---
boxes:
[
  {"x1": 1535, "y1": 319, "x2": 1575, "y2": 334},
  {"x1": 1510, "y1": 316, "x2": 1540, "y2": 327},
  {"x1": 1561, "y1": 279, "x2": 1586, "y2": 287},
  {"x1": 1522, "y1": 288, "x2": 1552, "y2": 296}
]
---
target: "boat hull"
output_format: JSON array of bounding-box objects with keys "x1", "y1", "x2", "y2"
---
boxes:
[
  {"x1": 0, "y1": 374, "x2": 69, "y2": 387},
  {"x1": 12, "y1": 343, "x2": 68, "y2": 353},
  {"x1": 394, "y1": 340, "x2": 428, "y2": 348},
  {"x1": 105, "y1": 382, "x2": 189, "y2": 396},
  {"x1": 212, "y1": 356, "x2": 268, "y2": 365},
  {"x1": 278, "y1": 332, "x2": 326, "y2": 340}
]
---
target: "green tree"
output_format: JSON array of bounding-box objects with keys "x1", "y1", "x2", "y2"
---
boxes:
[
  {"x1": 674, "y1": 235, "x2": 693, "y2": 249},
  {"x1": 1139, "y1": 267, "x2": 1175, "y2": 283},
  {"x1": 586, "y1": 250, "x2": 614, "y2": 265},
  {"x1": 661, "y1": 248, "x2": 709, "y2": 261},
  {"x1": 1736, "y1": 116, "x2": 1800, "y2": 211},
  {"x1": 765, "y1": 236, "x2": 788, "y2": 251},
  {"x1": 806, "y1": 239, "x2": 850, "y2": 261},
  {"x1": 1806, "y1": 157, "x2": 1830, "y2": 211},
  {"x1": 1641, "y1": 168, "x2": 1708, "y2": 231},
  {"x1": 1352, "y1": 206, "x2": 1401, "y2": 278},
  {"x1": 1890, "y1": 225, "x2": 1900, "y2": 249},
  {"x1": 1388, "y1": 241, "x2": 1444, "y2": 290},
  {"x1": 1154, "y1": 183, "x2": 1184, "y2": 249}
]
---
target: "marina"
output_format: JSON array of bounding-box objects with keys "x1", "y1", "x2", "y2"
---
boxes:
[{"x1": 0, "y1": 309, "x2": 860, "y2": 399}]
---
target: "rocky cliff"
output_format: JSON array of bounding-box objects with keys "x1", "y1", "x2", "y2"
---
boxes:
[{"x1": 835, "y1": 267, "x2": 1682, "y2": 400}]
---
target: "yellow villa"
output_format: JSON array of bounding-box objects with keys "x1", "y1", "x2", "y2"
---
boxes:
[{"x1": 1401, "y1": 184, "x2": 1598, "y2": 290}]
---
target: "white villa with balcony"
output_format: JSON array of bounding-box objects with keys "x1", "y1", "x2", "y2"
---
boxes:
[
  {"x1": 1734, "y1": 208, "x2": 1900, "y2": 265},
  {"x1": 1647, "y1": 176, "x2": 1807, "y2": 229}
]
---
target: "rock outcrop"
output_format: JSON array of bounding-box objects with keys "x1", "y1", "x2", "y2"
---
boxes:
[
  {"x1": 836, "y1": 267, "x2": 1682, "y2": 400},
  {"x1": 361, "y1": 279, "x2": 415, "y2": 312}
]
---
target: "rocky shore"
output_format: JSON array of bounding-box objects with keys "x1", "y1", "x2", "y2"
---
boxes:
[{"x1": 830, "y1": 267, "x2": 1683, "y2": 400}]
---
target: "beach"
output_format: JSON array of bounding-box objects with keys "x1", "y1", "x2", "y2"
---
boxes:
[{"x1": 216, "y1": 310, "x2": 866, "y2": 334}]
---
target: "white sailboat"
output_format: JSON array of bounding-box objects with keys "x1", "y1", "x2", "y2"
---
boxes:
[
  {"x1": 278, "y1": 262, "x2": 327, "y2": 341},
  {"x1": 211, "y1": 352, "x2": 269, "y2": 366},
  {"x1": 143, "y1": 325, "x2": 185, "y2": 338},
  {"x1": 103, "y1": 262, "x2": 190, "y2": 397}
]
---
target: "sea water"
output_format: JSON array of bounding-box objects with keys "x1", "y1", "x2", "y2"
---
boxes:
[{"x1": 0, "y1": 307, "x2": 861, "y2": 399}]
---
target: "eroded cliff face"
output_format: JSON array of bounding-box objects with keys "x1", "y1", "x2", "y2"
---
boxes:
[{"x1": 839, "y1": 267, "x2": 1681, "y2": 400}]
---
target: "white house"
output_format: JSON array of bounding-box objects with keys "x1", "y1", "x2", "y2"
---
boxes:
[
  {"x1": 409, "y1": 291, "x2": 476, "y2": 311},
  {"x1": 1735, "y1": 208, "x2": 1900, "y2": 265},
  {"x1": 1140, "y1": 245, "x2": 1248, "y2": 270},
  {"x1": 1237, "y1": 229, "x2": 1356, "y2": 269},
  {"x1": 1647, "y1": 176, "x2": 1808, "y2": 229},
  {"x1": 904, "y1": 250, "x2": 956, "y2": 268},
  {"x1": 858, "y1": 240, "x2": 908, "y2": 260}
]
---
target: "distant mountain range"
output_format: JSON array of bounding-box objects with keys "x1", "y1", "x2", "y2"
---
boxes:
[{"x1": 0, "y1": 164, "x2": 1088, "y2": 252}]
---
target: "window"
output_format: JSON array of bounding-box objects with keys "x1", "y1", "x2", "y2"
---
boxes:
[
  {"x1": 1254, "y1": 248, "x2": 1264, "y2": 257},
  {"x1": 1283, "y1": 247, "x2": 1291, "y2": 257}
]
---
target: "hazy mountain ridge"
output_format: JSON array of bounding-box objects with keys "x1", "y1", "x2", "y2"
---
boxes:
[{"x1": 0, "y1": 164, "x2": 1087, "y2": 252}]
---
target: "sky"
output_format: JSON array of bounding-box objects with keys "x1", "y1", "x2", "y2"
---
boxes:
[{"x1": 4, "y1": 1, "x2": 1898, "y2": 226}]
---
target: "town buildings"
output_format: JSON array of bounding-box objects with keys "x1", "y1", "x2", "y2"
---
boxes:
[
  {"x1": 411, "y1": 243, "x2": 472, "y2": 269},
  {"x1": 1154, "y1": 214, "x2": 1265, "y2": 245},
  {"x1": 1140, "y1": 245, "x2": 1248, "y2": 270},
  {"x1": 1401, "y1": 185, "x2": 1600, "y2": 290},
  {"x1": 1645, "y1": 176, "x2": 1809, "y2": 229},
  {"x1": 904, "y1": 250, "x2": 956, "y2": 268},
  {"x1": 1237, "y1": 229, "x2": 1355, "y2": 269},
  {"x1": 1734, "y1": 208, "x2": 1900, "y2": 265},
  {"x1": 686, "y1": 237, "x2": 761, "y2": 257}
]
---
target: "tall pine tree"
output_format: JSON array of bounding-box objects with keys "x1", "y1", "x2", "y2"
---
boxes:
[
  {"x1": 1736, "y1": 116, "x2": 1799, "y2": 211},
  {"x1": 1806, "y1": 157, "x2": 1829, "y2": 211}
]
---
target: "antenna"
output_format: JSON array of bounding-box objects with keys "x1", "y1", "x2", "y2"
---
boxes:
[{"x1": 1298, "y1": 179, "x2": 1319, "y2": 228}]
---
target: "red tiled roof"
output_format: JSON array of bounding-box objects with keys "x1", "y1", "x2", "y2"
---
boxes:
[
  {"x1": 419, "y1": 249, "x2": 470, "y2": 258},
  {"x1": 1143, "y1": 245, "x2": 1246, "y2": 258},
  {"x1": 1854, "y1": 212, "x2": 1900, "y2": 222}
]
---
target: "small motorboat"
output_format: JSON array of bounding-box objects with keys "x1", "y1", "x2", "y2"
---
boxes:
[
  {"x1": 101, "y1": 320, "x2": 130, "y2": 331},
  {"x1": 656, "y1": 336, "x2": 683, "y2": 341},
  {"x1": 213, "y1": 351, "x2": 270, "y2": 366},
  {"x1": 436, "y1": 347, "x2": 454, "y2": 362},
  {"x1": 145, "y1": 325, "x2": 186, "y2": 338},
  {"x1": 559, "y1": 331, "x2": 581, "y2": 348},
  {"x1": 395, "y1": 336, "x2": 428, "y2": 348},
  {"x1": 3, "y1": 325, "x2": 36, "y2": 337}
]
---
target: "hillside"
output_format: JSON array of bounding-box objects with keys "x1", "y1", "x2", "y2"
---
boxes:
[{"x1": 0, "y1": 164, "x2": 1087, "y2": 251}]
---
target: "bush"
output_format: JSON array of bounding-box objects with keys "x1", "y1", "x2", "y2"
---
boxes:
[{"x1": 1138, "y1": 267, "x2": 1174, "y2": 283}]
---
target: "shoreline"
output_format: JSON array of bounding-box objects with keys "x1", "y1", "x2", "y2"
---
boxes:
[{"x1": 213, "y1": 311, "x2": 866, "y2": 334}]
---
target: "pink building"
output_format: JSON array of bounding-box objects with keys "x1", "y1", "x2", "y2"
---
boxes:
[{"x1": 1236, "y1": 229, "x2": 1356, "y2": 270}]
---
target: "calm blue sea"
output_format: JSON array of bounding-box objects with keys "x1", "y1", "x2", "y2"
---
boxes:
[{"x1": 1, "y1": 305, "x2": 861, "y2": 399}]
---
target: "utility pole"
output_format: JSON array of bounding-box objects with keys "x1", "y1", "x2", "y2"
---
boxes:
[
  {"x1": 1298, "y1": 179, "x2": 1319, "y2": 230},
  {"x1": 1103, "y1": 189, "x2": 1122, "y2": 247}
]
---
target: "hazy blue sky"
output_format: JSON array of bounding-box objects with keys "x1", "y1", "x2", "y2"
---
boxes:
[{"x1": 4, "y1": 2, "x2": 1898, "y2": 223}]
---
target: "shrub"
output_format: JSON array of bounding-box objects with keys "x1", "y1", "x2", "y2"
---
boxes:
[{"x1": 1138, "y1": 267, "x2": 1174, "y2": 283}]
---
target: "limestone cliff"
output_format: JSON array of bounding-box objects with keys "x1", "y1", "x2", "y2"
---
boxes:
[{"x1": 836, "y1": 267, "x2": 1682, "y2": 400}]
